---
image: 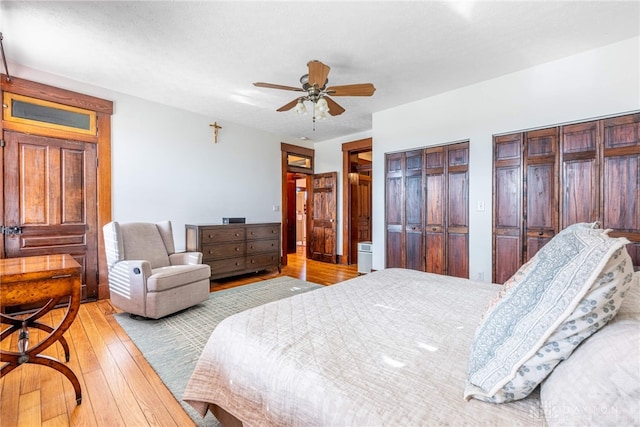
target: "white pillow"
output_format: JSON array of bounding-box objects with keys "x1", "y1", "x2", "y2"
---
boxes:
[
  {"x1": 540, "y1": 318, "x2": 640, "y2": 426},
  {"x1": 465, "y1": 223, "x2": 635, "y2": 403}
]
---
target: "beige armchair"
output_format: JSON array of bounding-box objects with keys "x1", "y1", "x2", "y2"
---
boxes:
[{"x1": 103, "y1": 220, "x2": 211, "y2": 319}]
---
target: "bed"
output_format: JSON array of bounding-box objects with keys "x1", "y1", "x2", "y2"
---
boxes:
[{"x1": 184, "y1": 224, "x2": 639, "y2": 427}]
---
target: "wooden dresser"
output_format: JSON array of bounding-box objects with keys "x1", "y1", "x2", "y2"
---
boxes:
[{"x1": 185, "y1": 223, "x2": 281, "y2": 280}]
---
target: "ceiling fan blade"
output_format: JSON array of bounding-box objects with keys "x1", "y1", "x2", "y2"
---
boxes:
[
  {"x1": 307, "y1": 60, "x2": 330, "y2": 88},
  {"x1": 276, "y1": 98, "x2": 300, "y2": 112},
  {"x1": 326, "y1": 83, "x2": 376, "y2": 96},
  {"x1": 254, "y1": 82, "x2": 304, "y2": 92},
  {"x1": 324, "y1": 96, "x2": 345, "y2": 116}
]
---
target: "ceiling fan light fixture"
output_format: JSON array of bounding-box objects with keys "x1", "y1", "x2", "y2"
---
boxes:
[
  {"x1": 295, "y1": 98, "x2": 307, "y2": 115},
  {"x1": 315, "y1": 97, "x2": 329, "y2": 113}
]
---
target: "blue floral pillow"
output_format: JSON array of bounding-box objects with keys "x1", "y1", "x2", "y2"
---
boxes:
[{"x1": 464, "y1": 223, "x2": 635, "y2": 403}]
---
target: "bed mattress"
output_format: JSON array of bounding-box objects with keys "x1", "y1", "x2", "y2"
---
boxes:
[{"x1": 184, "y1": 268, "x2": 545, "y2": 426}]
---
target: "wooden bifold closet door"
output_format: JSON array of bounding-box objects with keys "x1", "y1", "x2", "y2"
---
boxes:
[
  {"x1": 493, "y1": 112, "x2": 640, "y2": 283},
  {"x1": 385, "y1": 142, "x2": 469, "y2": 278}
]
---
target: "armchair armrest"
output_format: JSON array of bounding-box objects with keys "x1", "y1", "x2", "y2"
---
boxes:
[
  {"x1": 108, "y1": 260, "x2": 152, "y2": 313},
  {"x1": 169, "y1": 251, "x2": 203, "y2": 265}
]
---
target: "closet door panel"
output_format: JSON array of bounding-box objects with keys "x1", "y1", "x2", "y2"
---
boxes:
[
  {"x1": 447, "y1": 232, "x2": 468, "y2": 278},
  {"x1": 406, "y1": 175, "x2": 423, "y2": 226},
  {"x1": 602, "y1": 113, "x2": 640, "y2": 268},
  {"x1": 425, "y1": 174, "x2": 444, "y2": 226},
  {"x1": 448, "y1": 171, "x2": 468, "y2": 228},
  {"x1": 425, "y1": 148, "x2": 445, "y2": 274},
  {"x1": 405, "y1": 172, "x2": 425, "y2": 271},
  {"x1": 563, "y1": 159, "x2": 598, "y2": 225},
  {"x1": 602, "y1": 155, "x2": 639, "y2": 231},
  {"x1": 446, "y1": 142, "x2": 469, "y2": 277},
  {"x1": 493, "y1": 133, "x2": 523, "y2": 283},
  {"x1": 494, "y1": 236, "x2": 520, "y2": 283},
  {"x1": 385, "y1": 153, "x2": 404, "y2": 268},
  {"x1": 603, "y1": 114, "x2": 640, "y2": 149},
  {"x1": 386, "y1": 178, "x2": 403, "y2": 225},
  {"x1": 526, "y1": 163, "x2": 555, "y2": 228},
  {"x1": 425, "y1": 232, "x2": 444, "y2": 274},
  {"x1": 495, "y1": 167, "x2": 521, "y2": 227},
  {"x1": 425, "y1": 172, "x2": 444, "y2": 274},
  {"x1": 561, "y1": 121, "x2": 599, "y2": 227},
  {"x1": 524, "y1": 128, "x2": 558, "y2": 262}
]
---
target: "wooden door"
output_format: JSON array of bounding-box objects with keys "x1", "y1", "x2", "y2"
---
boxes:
[
  {"x1": 601, "y1": 113, "x2": 640, "y2": 267},
  {"x1": 425, "y1": 143, "x2": 469, "y2": 278},
  {"x1": 385, "y1": 153, "x2": 404, "y2": 268},
  {"x1": 425, "y1": 147, "x2": 445, "y2": 274},
  {"x1": 446, "y1": 143, "x2": 469, "y2": 278},
  {"x1": 404, "y1": 150, "x2": 425, "y2": 271},
  {"x1": 524, "y1": 128, "x2": 558, "y2": 260},
  {"x1": 308, "y1": 172, "x2": 337, "y2": 263},
  {"x1": 493, "y1": 133, "x2": 523, "y2": 283},
  {"x1": 560, "y1": 120, "x2": 599, "y2": 227},
  {"x1": 3, "y1": 131, "x2": 98, "y2": 300}
]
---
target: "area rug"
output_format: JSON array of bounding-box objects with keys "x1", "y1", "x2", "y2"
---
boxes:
[{"x1": 114, "y1": 276, "x2": 322, "y2": 426}]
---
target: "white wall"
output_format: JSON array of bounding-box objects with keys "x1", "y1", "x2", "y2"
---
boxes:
[
  {"x1": 8, "y1": 64, "x2": 299, "y2": 251},
  {"x1": 371, "y1": 37, "x2": 640, "y2": 278}
]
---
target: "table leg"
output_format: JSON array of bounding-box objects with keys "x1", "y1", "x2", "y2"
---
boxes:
[{"x1": 29, "y1": 354, "x2": 82, "y2": 404}]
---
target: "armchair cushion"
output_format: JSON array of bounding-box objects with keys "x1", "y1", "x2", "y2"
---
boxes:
[{"x1": 148, "y1": 264, "x2": 211, "y2": 292}]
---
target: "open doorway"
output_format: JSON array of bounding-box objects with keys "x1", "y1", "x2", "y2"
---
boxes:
[
  {"x1": 295, "y1": 178, "x2": 307, "y2": 249},
  {"x1": 285, "y1": 172, "x2": 309, "y2": 255},
  {"x1": 342, "y1": 138, "x2": 373, "y2": 265},
  {"x1": 281, "y1": 143, "x2": 314, "y2": 266}
]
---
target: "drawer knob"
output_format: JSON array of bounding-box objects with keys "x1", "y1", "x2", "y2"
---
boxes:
[
  {"x1": 538, "y1": 231, "x2": 544, "y2": 236},
  {"x1": 235, "y1": 247, "x2": 240, "y2": 251}
]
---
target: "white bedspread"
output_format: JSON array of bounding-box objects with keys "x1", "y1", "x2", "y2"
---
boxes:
[{"x1": 184, "y1": 268, "x2": 546, "y2": 426}]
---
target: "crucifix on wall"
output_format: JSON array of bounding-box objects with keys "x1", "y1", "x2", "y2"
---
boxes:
[{"x1": 209, "y1": 121, "x2": 222, "y2": 143}]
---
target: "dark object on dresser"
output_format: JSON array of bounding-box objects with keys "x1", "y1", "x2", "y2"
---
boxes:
[
  {"x1": 222, "y1": 217, "x2": 246, "y2": 224},
  {"x1": 186, "y1": 223, "x2": 281, "y2": 280}
]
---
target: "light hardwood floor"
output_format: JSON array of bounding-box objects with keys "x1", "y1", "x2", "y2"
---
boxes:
[{"x1": 1, "y1": 248, "x2": 358, "y2": 427}]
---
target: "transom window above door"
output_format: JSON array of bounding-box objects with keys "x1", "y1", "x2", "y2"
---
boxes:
[{"x1": 3, "y1": 92, "x2": 97, "y2": 136}]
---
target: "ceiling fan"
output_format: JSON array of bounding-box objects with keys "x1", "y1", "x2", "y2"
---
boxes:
[{"x1": 253, "y1": 60, "x2": 376, "y2": 123}]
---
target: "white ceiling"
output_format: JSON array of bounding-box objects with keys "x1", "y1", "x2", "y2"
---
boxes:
[{"x1": 1, "y1": 1, "x2": 639, "y2": 142}]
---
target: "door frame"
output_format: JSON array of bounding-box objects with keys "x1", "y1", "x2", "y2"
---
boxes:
[
  {"x1": 280, "y1": 143, "x2": 314, "y2": 266},
  {"x1": 1, "y1": 74, "x2": 113, "y2": 299},
  {"x1": 341, "y1": 137, "x2": 372, "y2": 265}
]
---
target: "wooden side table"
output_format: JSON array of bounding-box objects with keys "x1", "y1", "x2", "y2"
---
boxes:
[{"x1": 0, "y1": 254, "x2": 83, "y2": 405}]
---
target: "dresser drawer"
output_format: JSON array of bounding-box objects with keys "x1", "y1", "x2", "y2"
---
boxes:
[
  {"x1": 202, "y1": 242, "x2": 246, "y2": 260},
  {"x1": 201, "y1": 227, "x2": 246, "y2": 243},
  {"x1": 247, "y1": 238, "x2": 279, "y2": 254},
  {"x1": 246, "y1": 253, "x2": 280, "y2": 271},
  {"x1": 246, "y1": 225, "x2": 280, "y2": 240},
  {"x1": 208, "y1": 257, "x2": 246, "y2": 276}
]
